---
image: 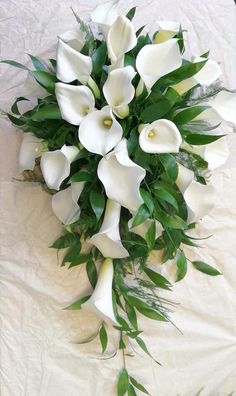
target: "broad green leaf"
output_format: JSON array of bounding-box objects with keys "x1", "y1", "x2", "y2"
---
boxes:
[
  {"x1": 68, "y1": 170, "x2": 93, "y2": 184},
  {"x1": 65, "y1": 295, "x2": 90, "y2": 310},
  {"x1": 92, "y1": 42, "x2": 107, "y2": 76},
  {"x1": 176, "y1": 251, "x2": 187, "y2": 282},
  {"x1": 144, "y1": 267, "x2": 172, "y2": 290},
  {"x1": 31, "y1": 71, "x2": 57, "y2": 94},
  {"x1": 155, "y1": 205, "x2": 187, "y2": 230},
  {"x1": 192, "y1": 261, "x2": 222, "y2": 276},
  {"x1": 127, "y1": 296, "x2": 167, "y2": 321},
  {"x1": 99, "y1": 323, "x2": 108, "y2": 353},
  {"x1": 130, "y1": 377, "x2": 150, "y2": 395},
  {"x1": 7, "y1": 113, "x2": 26, "y2": 126},
  {"x1": 50, "y1": 233, "x2": 80, "y2": 249},
  {"x1": 145, "y1": 221, "x2": 156, "y2": 250},
  {"x1": 126, "y1": 6, "x2": 136, "y2": 20},
  {"x1": 173, "y1": 106, "x2": 208, "y2": 125},
  {"x1": 135, "y1": 336, "x2": 161, "y2": 365},
  {"x1": 62, "y1": 242, "x2": 82, "y2": 265},
  {"x1": 140, "y1": 100, "x2": 172, "y2": 122},
  {"x1": 185, "y1": 133, "x2": 225, "y2": 145},
  {"x1": 158, "y1": 153, "x2": 178, "y2": 181},
  {"x1": 117, "y1": 368, "x2": 129, "y2": 396},
  {"x1": 86, "y1": 259, "x2": 97, "y2": 288},
  {"x1": 132, "y1": 204, "x2": 150, "y2": 227},
  {"x1": 89, "y1": 190, "x2": 105, "y2": 222},
  {"x1": 1, "y1": 60, "x2": 29, "y2": 70},
  {"x1": 68, "y1": 254, "x2": 91, "y2": 268},
  {"x1": 32, "y1": 104, "x2": 61, "y2": 121},
  {"x1": 140, "y1": 189, "x2": 154, "y2": 214},
  {"x1": 127, "y1": 128, "x2": 139, "y2": 156},
  {"x1": 164, "y1": 87, "x2": 182, "y2": 105},
  {"x1": 154, "y1": 189, "x2": 179, "y2": 211},
  {"x1": 27, "y1": 54, "x2": 48, "y2": 71}
]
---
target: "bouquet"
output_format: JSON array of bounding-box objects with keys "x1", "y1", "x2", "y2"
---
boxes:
[{"x1": 2, "y1": 1, "x2": 235, "y2": 394}]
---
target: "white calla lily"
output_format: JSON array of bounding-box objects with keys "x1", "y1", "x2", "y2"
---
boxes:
[
  {"x1": 56, "y1": 39, "x2": 92, "y2": 84},
  {"x1": 91, "y1": 0, "x2": 118, "y2": 37},
  {"x1": 128, "y1": 218, "x2": 163, "y2": 240},
  {"x1": 55, "y1": 83, "x2": 95, "y2": 125},
  {"x1": 19, "y1": 133, "x2": 43, "y2": 171},
  {"x1": 90, "y1": 199, "x2": 129, "y2": 258},
  {"x1": 40, "y1": 145, "x2": 79, "y2": 190},
  {"x1": 184, "y1": 181, "x2": 215, "y2": 222},
  {"x1": 107, "y1": 16, "x2": 137, "y2": 64},
  {"x1": 52, "y1": 182, "x2": 85, "y2": 225},
  {"x1": 81, "y1": 258, "x2": 119, "y2": 325},
  {"x1": 176, "y1": 163, "x2": 194, "y2": 194},
  {"x1": 103, "y1": 66, "x2": 136, "y2": 118},
  {"x1": 154, "y1": 21, "x2": 181, "y2": 44},
  {"x1": 59, "y1": 29, "x2": 85, "y2": 52},
  {"x1": 136, "y1": 39, "x2": 182, "y2": 89},
  {"x1": 210, "y1": 91, "x2": 236, "y2": 126},
  {"x1": 139, "y1": 119, "x2": 182, "y2": 153},
  {"x1": 98, "y1": 139, "x2": 146, "y2": 211},
  {"x1": 78, "y1": 106, "x2": 122, "y2": 155}
]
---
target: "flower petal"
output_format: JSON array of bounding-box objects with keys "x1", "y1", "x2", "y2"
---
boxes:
[
  {"x1": 19, "y1": 133, "x2": 42, "y2": 171},
  {"x1": 98, "y1": 139, "x2": 146, "y2": 211},
  {"x1": 128, "y1": 218, "x2": 163, "y2": 240},
  {"x1": 52, "y1": 182, "x2": 85, "y2": 225},
  {"x1": 78, "y1": 106, "x2": 123, "y2": 155},
  {"x1": 91, "y1": 0, "x2": 118, "y2": 36},
  {"x1": 193, "y1": 57, "x2": 222, "y2": 86},
  {"x1": 184, "y1": 181, "x2": 215, "y2": 222},
  {"x1": 61, "y1": 145, "x2": 80, "y2": 163},
  {"x1": 204, "y1": 137, "x2": 229, "y2": 170},
  {"x1": 90, "y1": 199, "x2": 129, "y2": 258},
  {"x1": 56, "y1": 39, "x2": 92, "y2": 84},
  {"x1": 211, "y1": 91, "x2": 236, "y2": 126},
  {"x1": 154, "y1": 21, "x2": 180, "y2": 44},
  {"x1": 176, "y1": 163, "x2": 194, "y2": 194},
  {"x1": 81, "y1": 258, "x2": 119, "y2": 325},
  {"x1": 136, "y1": 39, "x2": 182, "y2": 89},
  {"x1": 59, "y1": 29, "x2": 85, "y2": 52},
  {"x1": 107, "y1": 16, "x2": 137, "y2": 63},
  {"x1": 139, "y1": 119, "x2": 182, "y2": 153},
  {"x1": 55, "y1": 82, "x2": 95, "y2": 125},
  {"x1": 40, "y1": 150, "x2": 70, "y2": 190},
  {"x1": 171, "y1": 77, "x2": 197, "y2": 95}
]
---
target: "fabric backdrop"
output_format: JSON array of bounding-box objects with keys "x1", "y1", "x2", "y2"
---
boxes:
[{"x1": 0, "y1": 1, "x2": 236, "y2": 395}]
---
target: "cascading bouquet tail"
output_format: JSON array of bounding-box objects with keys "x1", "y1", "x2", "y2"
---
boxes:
[{"x1": 1, "y1": 1, "x2": 236, "y2": 394}]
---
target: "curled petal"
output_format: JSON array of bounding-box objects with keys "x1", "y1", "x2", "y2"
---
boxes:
[
  {"x1": 41, "y1": 150, "x2": 70, "y2": 190},
  {"x1": 184, "y1": 181, "x2": 215, "y2": 222},
  {"x1": 19, "y1": 133, "x2": 42, "y2": 171},
  {"x1": 90, "y1": 199, "x2": 129, "y2": 258},
  {"x1": 56, "y1": 39, "x2": 92, "y2": 84},
  {"x1": 107, "y1": 16, "x2": 137, "y2": 63},
  {"x1": 59, "y1": 29, "x2": 86, "y2": 52},
  {"x1": 139, "y1": 119, "x2": 182, "y2": 153},
  {"x1": 193, "y1": 57, "x2": 222, "y2": 86},
  {"x1": 154, "y1": 21, "x2": 180, "y2": 43},
  {"x1": 128, "y1": 218, "x2": 163, "y2": 240},
  {"x1": 78, "y1": 106, "x2": 123, "y2": 155},
  {"x1": 176, "y1": 163, "x2": 194, "y2": 194},
  {"x1": 52, "y1": 182, "x2": 85, "y2": 225},
  {"x1": 136, "y1": 39, "x2": 182, "y2": 89},
  {"x1": 55, "y1": 83, "x2": 95, "y2": 125},
  {"x1": 81, "y1": 258, "x2": 119, "y2": 325},
  {"x1": 204, "y1": 137, "x2": 229, "y2": 170},
  {"x1": 98, "y1": 139, "x2": 146, "y2": 211},
  {"x1": 91, "y1": 0, "x2": 118, "y2": 36},
  {"x1": 61, "y1": 145, "x2": 80, "y2": 163},
  {"x1": 210, "y1": 91, "x2": 236, "y2": 126}
]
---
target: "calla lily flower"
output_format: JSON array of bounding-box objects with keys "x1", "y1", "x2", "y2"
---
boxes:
[
  {"x1": 81, "y1": 258, "x2": 119, "y2": 325},
  {"x1": 103, "y1": 66, "x2": 136, "y2": 118},
  {"x1": 184, "y1": 181, "x2": 215, "y2": 222},
  {"x1": 40, "y1": 145, "x2": 79, "y2": 190},
  {"x1": 55, "y1": 83, "x2": 95, "y2": 125},
  {"x1": 210, "y1": 91, "x2": 236, "y2": 127},
  {"x1": 176, "y1": 163, "x2": 194, "y2": 194},
  {"x1": 78, "y1": 106, "x2": 123, "y2": 155},
  {"x1": 52, "y1": 182, "x2": 85, "y2": 225},
  {"x1": 154, "y1": 21, "x2": 181, "y2": 44},
  {"x1": 56, "y1": 39, "x2": 92, "y2": 84},
  {"x1": 19, "y1": 133, "x2": 43, "y2": 171},
  {"x1": 59, "y1": 29, "x2": 85, "y2": 52},
  {"x1": 90, "y1": 199, "x2": 129, "y2": 258},
  {"x1": 98, "y1": 139, "x2": 146, "y2": 211},
  {"x1": 139, "y1": 119, "x2": 182, "y2": 153},
  {"x1": 107, "y1": 16, "x2": 137, "y2": 64},
  {"x1": 90, "y1": 0, "x2": 118, "y2": 37},
  {"x1": 128, "y1": 218, "x2": 163, "y2": 240},
  {"x1": 136, "y1": 39, "x2": 182, "y2": 89}
]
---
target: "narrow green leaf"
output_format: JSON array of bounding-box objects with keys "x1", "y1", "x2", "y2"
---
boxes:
[
  {"x1": 50, "y1": 233, "x2": 80, "y2": 249},
  {"x1": 31, "y1": 71, "x2": 57, "y2": 94},
  {"x1": 173, "y1": 106, "x2": 208, "y2": 125},
  {"x1": 89, "y1": 190, "x2": 105, "y2": 222},
  {"x1": 117, "y1": 368, "x2": 129, "y2": 396},
  {"x1": 68, "y1": 170, "x2": 93, "y2": 184},
  {"x1": 125, "y1": 301, "x2": 138, "y2": 329},
  {"x1": 145, "y1": 221, "x2": 156, "y2": 250},
  {"x1": 128, "y1": 385, "x2": 137, "y2": 396},
  {"x1": 99, "y1": 323, "x2": 108, "y2": 353},
  {"x1": 135, "y1": 337, "x2": 161, "y2": 365},
  {"x1": 155, "y1": 205, "x2": 187, "y2": 230},
  {"x1": 7, "y1": 113, "x2": 26, "y2": 126},
  {"x1": 1, "y1": 60, "x2": 29, "y2": 70},
  {"x1": 140, "y1": 189, "x2": 154, "y2": 214},
  {"x1": 62, "y1": 242, "x2": 82, "y2": 265},
  {"x1": 127, "y1": 296, "x2": 167, "y2": 321},
  {"x1": 158, "y1": 154, "x2": 178, "y2": 181},
  {"x1": 86, "y1": 259, "x2": 97, "y2": 288},
  {"x1": 31, "y1": 104, "x2": 61, "y2": 121},
  {"x1": 132, "y1": 204, "x2": 150, "y2": 227},
  {"x1": 92, "y1": 42, "x2": 107, "y2": 76},
  {"x1": 140, "y1": 100, "x2": 172, "y2": 122},
  {"x1": 11, "y1": 97, "x2": 29, "y2": 115},
  {"x1": 144, "y1": 267, "x2": 172, "y2": 290},
  {"x1": 176, "y1": 251, "x2": 187, "y2": 282},
  {"x1": 192, "y1": 261, "x2": 222, "y2": 276},
  {"x1": 185, "y1": 133, "x2": 225, "y2": 145},
  {"x1": 27, "y1": 54, "x2": 48, "y2": 71},
  {"x1": 130, "y1": 377, "x2": 150, "y2": 395},
  {"x1": 164, "y1": 87, "x2": 182, "y2": 105},
  {"x1": 154, "y1": 189, "x2": 179, "y2": 211},
  {"x1": 136, "y1": 25, "x2": 146, "y2": 37},
  {"x1": 65, "y1": 295, "x2": 90, "y2": 310},
  {"x1": 126, "y1": 6, "x2": 136, "y2": 21}
]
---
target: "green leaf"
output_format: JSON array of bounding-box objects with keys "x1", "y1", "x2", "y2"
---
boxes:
[
  {"x1": 65, "y1": 295, "x2": 90, "y2": 310},
  {"x1": 117, "y1": 368, "x2": 129, "y2": 396},
  {"x1": 31, "y1": 71, "x2": 57, "y2": 94},
  {"x1": 68, "y1": 170, "x2": 93, "y2": 184},
  {"x1": 89, "y1": 190, "x2": 105, "y2": 222},
  {"x1": 140, "y1": 189, "x2": 154, "y2": 214},
  {"x1": 50, "y1": 233, "x2": 80, "y2": 249},
  {"x1": 164, "y1": 87, "x2": 182, "y2": 105},
  {"x1": 68, "y1": 254, "x2": 91, "y2": 268},
  {"x1": 31, "y1": 104, "x2": 61, "y2": 121},
  {"x1": 11, "y1": 97, "x2": 29, "y2": 115},
  {"x1": 127, "y1": 296, "x2": 167, "y2": 321},
  {"x1": 140, "y1": 100, "x2": 172, "y2": 122},
  {"x1": 154, "y1": 204, "x2": 187, "y2": 230},
  {"x1": 1, "y1": 60, "x2": 29, "y2": 70},
  {"x1": 136, "y1": 25, "x2": 146, "y2": 37},
  {"x1": 145, "y1": 221, "x2": 156, "y2": 250},
  {"x1": 135, "y1": 336, "x2": 161, "y2": 365},
  {"x1": 192, "y1": 261, "x2": 222, "y2": 276},
  {"x1": 99, "y1": 323, "x2": 108, "y2": 353},
  {"x1": 86, "y1": 259, "x2": 97, "y2": 288},
  {"x1": 27, "y1": 54, "x2": 48, "y2": 71},
  {"x1": 158, "y1": 153, "x2": 178, "y2": 181},
  {"x1": 185, "y1": 133, "x2": 225, "y2": 145},
  {"x1": 173, "y1": 106, "x2": 208, "y2": 125},
  {"x1": 92, "y1": 42, "x2": 107, "y2": 76},
  {"x1": 126, "y1": 6, "x2": 136, "y2": 21},
  {"x1": 62, "y1": 242, "x2": 82, "y2": 266},
  {"x1": 176, "y1": 251, "x2": 187, "y2": 282},
  {"x1": 144, "y1": 267, "x2": 172, "y2": 290},
  {"x1": 132, "y1": 204, "x2": 150, "y2": 227},
  {"x1": 7, "y1": 113, "x2": 26, "y2": 126},
  {"x1": 154, "y1": 189, "x2": 179, "y2": 211},
  {"x1": 128, "y1": 385, "x2": 137, "y2": 396},
  {"x1": 130, "y1": 377, "x2": 150, "y2": 395},
  {"x1": 125, "y1": 301, "x2": 138, "y2": 329}
]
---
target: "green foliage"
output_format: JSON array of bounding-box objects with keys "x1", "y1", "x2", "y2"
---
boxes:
[
  {"x1": 99, "y1": 323, "x2": 108, "y2": 353},
  {"x1": 117, "y1": 368, "x2": 129, "y2": 396},
  {"x1": 192, "y1": 261, "x2": 222, "y2": 276},
  {"x1": 176, "y1": 251, "x2": 187, "y2": 281}
]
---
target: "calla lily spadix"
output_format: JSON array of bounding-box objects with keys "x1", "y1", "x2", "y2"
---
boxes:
[
  {"x1": 107, "y1": 16, "x2": 137, "y2": 64},
  {"x1": 128, "y1": 218, "x2": 163, "y2": 240},
  {"x1": 78, "y1": 106, "x2": 123, "y2": 156},
  {"x1": 103, "y1": 66, "x2": 136, "y2": 119},
  {"x1": 55, "y1": 83, "x2": 95, "y2": 125},
  {"x1": 81, "y1": 258, "x2": 119, "y2": 325},
  {"x1": 136, "y1": 39, "x2": 182, "y2": 89},
  {"x1": 90, "y1": 199, "x2": 129, "y2": 259},
  {"x1": 139, "y1": 119, "x2": 182, "y2": 153},
  {"x1": 52, "y1": 182, "x2": 85, "y2": 225},
  {"x1": 40, "y1": 145, "x2": 79, "y2": 190},
  {"x1": 19, "y1": 133, "x2": 43, "y2": 171},
  {"x1": 98, "y1": 139, "x2": 146, "y2": 211},
  {"x1": 90, "y1": 0, "x2": 118, "y2": 37},
  {"x1": 210, "y1": 91, "x2": 236, "y2": 127},
  {"x1": 154, "y1": 21, "x2": 181, "y2": 44},
  {"x1": 56, "y1": 39, "x2": 92, "y2": 84}
]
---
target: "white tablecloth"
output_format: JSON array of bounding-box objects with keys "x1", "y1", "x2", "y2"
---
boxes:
[{"x1": 0, "y1": 1, "x2": 236, "y2": 395}]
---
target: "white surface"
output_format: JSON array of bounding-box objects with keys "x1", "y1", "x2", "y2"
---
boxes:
[{"x1": 0, "y1": 1, "x2": 236, "y2": 395}]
